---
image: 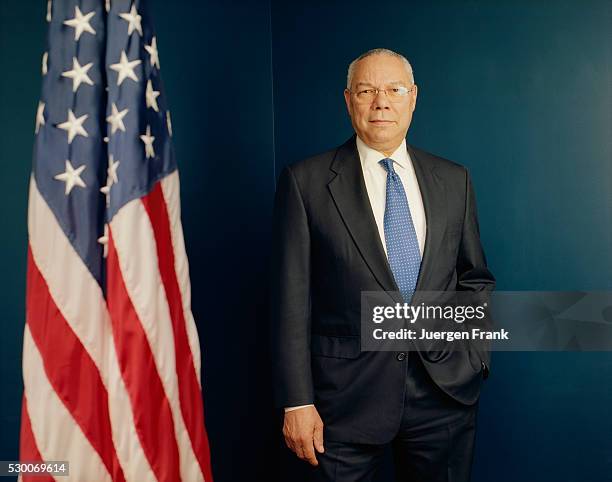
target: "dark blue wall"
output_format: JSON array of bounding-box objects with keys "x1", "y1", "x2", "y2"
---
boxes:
[
  {"x1": 271, "y1": 1, "x2": 612, "y2": 481},
  {"x1": 151, "y1": 1, "x2": 277, "y2": 480},
  {"x1": 0, "y1": 0, "x2": 45, "y2": 469}
]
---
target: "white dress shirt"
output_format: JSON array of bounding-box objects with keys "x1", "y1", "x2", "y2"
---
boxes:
[
  {"x1": 356, "y1": 136, "x2": 427, "y2": 257},
  {"x1": 284, "y1": 137, "x2": 427, "y2": 413}
]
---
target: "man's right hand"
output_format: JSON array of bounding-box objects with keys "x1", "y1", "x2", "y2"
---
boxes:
[{"x1": 282, "y1": 405, "x2": 325, "y2": 466}]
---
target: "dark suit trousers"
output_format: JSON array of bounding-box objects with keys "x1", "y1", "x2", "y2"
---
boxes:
[{"x1": 310, "y1": 352, "x2": 478, "y2": 482}]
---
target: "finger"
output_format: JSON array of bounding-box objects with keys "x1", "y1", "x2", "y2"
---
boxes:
[
  {"x1": 313, "y1": 424, "x2": 325, "y2": 453},
  {"x1": 294, "y1": 443, "x2": 306, "y2": 461},
  {"x1": 302, "y1": 440, "x2": 319, "y2": 466}
]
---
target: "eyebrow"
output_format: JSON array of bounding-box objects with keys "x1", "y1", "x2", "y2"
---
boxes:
[{"x1": 355, "y1": 81, "x2": 407, "y2": 88}]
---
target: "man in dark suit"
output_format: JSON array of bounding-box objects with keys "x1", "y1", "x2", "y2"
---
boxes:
[{"x1": 271, "y1": 48, "x2": 495, "y2": 482}]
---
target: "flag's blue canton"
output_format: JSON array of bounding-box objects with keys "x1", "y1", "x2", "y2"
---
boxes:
[{"x1": 33, "y1": 0, "x2": 176, "y2": 288}]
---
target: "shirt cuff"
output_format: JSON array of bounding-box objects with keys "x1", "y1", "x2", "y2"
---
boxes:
[{"x1": 284, "y1": 404, "x2": 314, "y2": 413}]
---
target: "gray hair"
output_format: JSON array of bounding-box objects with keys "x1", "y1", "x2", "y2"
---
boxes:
[{"x1": 346, "y1": 48, "x2": 414, "y2": 89}]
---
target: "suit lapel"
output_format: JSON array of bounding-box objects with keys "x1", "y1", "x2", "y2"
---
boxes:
[
  {"x1": 407, "y1": 144, "x2": 447, "y2": 292},
  {"x1": 327, "y1": 137, "x2": 447, "y2": 300},
  {"x1": 328, "y1": 137, "x2": 400, "y2": 297}
]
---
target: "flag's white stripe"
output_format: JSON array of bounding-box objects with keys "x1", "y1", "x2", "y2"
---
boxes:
[
  {"x1": 23, "y1": 324, "x2": 112, "y2": 482},
  {"x1": 28, "y1": 177, "x2": 156, "y2": 482},
  {"x1": 106, "y1": 340, "x2": 158, "y2": 482},
  {"x1": 111, "y1": 199, "x2": 204, "y2": 482},
  {"x1": 28, "y1": 176, "x2": 109, "y2": 385},
  {"x1": 160, "y1": 172, "x2": 202, "y2": 384}
]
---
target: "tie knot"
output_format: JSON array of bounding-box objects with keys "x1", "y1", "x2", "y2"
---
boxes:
[{"x1": 379, "y1": 158, "x2": 396, "y2": 174}]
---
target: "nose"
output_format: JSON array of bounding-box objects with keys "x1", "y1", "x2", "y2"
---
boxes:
[{"x1": 372, "y1": 90, "x2": 391, "y2": 110}]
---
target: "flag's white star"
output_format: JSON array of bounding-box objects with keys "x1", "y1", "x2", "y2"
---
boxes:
[
  {"x1": 166, "y1": 110, "x2": 173, "y2": 137},
  {"x1": 100, "y1": 180, "x2": 111, "y2": 205},
  {"x1": 106, "y1": 103, "x2": 128, "y2": 134},
  {"x1": 105, "y1": 0, "x2": 111, "y2": 13},
  {"x1": 46, "y1": 0, "x2": 52, "y2": 22},
  {"x1": 54, "y1": 160, "x2": 87, "y2": 195},
  {"x1": 119, "y1": 5, "x2": 143, "y2": 36},
  {"x1": 109, "y1": 51, "x2": 141, "y2": 86},
  {"x1": 63, "y1": 6, "x2": 96, "y2": 41},
  {"x1": 57, "y1": 109, "x2": 88, "y2": 144},
  {"x1": 61, "y1": 57, "x2": 94, "y2": 92},
  {"x1": 145, "y1": 80, "x2": 160, "y2": 112},
  {"x1": 108, "y1": 154, "x2": 120, "y2": 184},
  {"x1": 98, "y1": 224, "x2": 109, "y2": 258},
  {"x1": 100, "y1": 154, "x2": 119, "y2": 206},
  {"x1": 35, "y1": 101, "x2": 45, "y2": 134},
  {"x1": 144, "y1": 37, "x2": 160, "y2": 69},
  {"x1": 42, "y1": 52, "x2": 48, "y2": 75},
  {"x1": 140, "y1": 125, "x2": 155, "y2": 158},
  {"x1": 100, "y1": 174, "x2": 112, "y2": 206}
]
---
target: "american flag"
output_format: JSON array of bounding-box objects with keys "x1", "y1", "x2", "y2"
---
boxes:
[{"x1": 21, "y1": 1, "x2": 213, "y2": 481}]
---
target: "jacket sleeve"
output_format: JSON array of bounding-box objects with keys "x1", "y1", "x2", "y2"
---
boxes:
[
  {"x1": 270, "y1": 166, "x2": 314, "y2": 408},
  {"x1": 456, "y1": 168, "x2": 496, "y2": 369}
]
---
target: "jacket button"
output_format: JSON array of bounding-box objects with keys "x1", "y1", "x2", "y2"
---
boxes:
[{"x1": 396, "y1": 352, "x2": 406, "y2": 361}]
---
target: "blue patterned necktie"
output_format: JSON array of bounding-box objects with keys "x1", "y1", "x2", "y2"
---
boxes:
[{"x1": 379, "y1": 158, "x2": 422, "y2": 302}]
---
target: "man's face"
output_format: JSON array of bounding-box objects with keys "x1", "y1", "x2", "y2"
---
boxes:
[{"x1": 344, "y1": 54, "x2": 417, "y2": 154}]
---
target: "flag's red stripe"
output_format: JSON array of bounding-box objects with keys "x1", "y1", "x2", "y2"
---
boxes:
[
  {"x1": 106, "y1": 231, "x2": 182, "y2": 482},
  {"x1": 25, "y1": 247, "x2": 126, "y2": 482},
  {"x1": 19, "y1": 395, "x2": 55, "y2": 482},
  {"x1": 141, "y1": 182, "x2": 214, "y2": 482}
]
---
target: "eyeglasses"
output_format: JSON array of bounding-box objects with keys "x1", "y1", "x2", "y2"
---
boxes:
[{"x1": 349, "y1": 86, "x2": 414, "y2": 104}]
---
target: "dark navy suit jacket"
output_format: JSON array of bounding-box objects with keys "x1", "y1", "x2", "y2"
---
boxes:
[{"x1": 271, "y1": 136, "x2": 495, "y2": 444}]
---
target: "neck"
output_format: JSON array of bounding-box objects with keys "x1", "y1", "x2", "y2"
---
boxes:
[{"x1": 362, "y1": 139, "x2": 403, "y2": 158}]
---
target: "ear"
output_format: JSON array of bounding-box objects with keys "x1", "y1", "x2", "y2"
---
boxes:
[{"x1": 343, "y1": 89, "x2": 352, "y2": 116}]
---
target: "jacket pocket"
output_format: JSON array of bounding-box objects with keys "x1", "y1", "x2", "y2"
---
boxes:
[{"x1": 311, "y1": 334, "x2": 361, "y2": 359}]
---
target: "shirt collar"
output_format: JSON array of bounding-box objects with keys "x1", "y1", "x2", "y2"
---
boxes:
[{"x1": 356, "y1": 136, "x2": 410, "y2": 171}]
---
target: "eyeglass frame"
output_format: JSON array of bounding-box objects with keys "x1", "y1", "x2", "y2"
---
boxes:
[{"x1": 347, "y1": 85, "x2": 416, "y2": 104}]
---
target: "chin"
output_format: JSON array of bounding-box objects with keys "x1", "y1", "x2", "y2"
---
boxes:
[{"x1": 367, "y1": 132, "x2": 395, "y2": 144}]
